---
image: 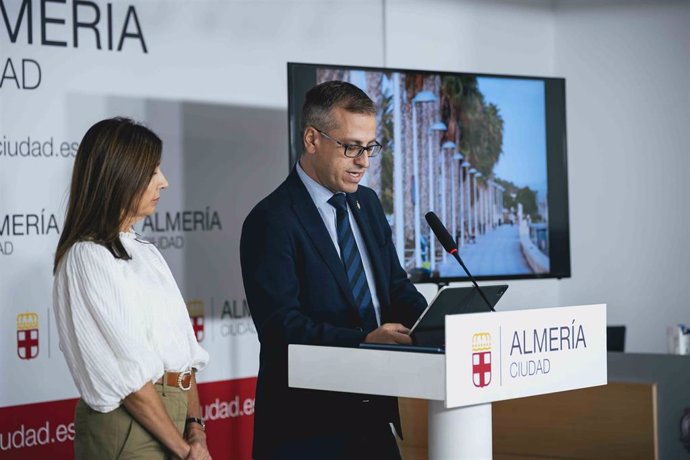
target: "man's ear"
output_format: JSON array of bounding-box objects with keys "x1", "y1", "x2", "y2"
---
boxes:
[{"x1": 303, "y1": 127, "x2": 317, "y2": 155}]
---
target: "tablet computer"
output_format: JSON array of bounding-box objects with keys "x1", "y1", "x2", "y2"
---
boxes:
[
  {"x1": 410, "y1": 285, "x2": 508, "y2": 347},
  {"x1": 358, "y1": 343, "x2": 445, "y2": 354}
]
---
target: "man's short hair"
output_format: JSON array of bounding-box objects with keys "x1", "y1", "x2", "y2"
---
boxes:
[{"x1": 301, "y1": 81, "x2": 375, "y2": 133}]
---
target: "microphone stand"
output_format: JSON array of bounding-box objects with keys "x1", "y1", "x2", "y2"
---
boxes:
[
  {"x1": 425, "y1": 211, "x2": 495, "y2": 312},
  {"x1": 448, "y1": 248, "x2": 495, "y2": 312}
]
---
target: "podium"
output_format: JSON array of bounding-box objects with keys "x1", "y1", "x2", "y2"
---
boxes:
[{"x1": 289, "y1": 304, "x2": 607, "y2": 459}]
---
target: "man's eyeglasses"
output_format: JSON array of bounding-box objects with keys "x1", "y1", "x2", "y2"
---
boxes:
[{"x1": 313, "y1": 127, "x2": 383, "y2": 158}]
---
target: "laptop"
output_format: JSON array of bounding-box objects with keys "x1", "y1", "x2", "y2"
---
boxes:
[{"x1": 360, "y1": 284, "x2": 508, "y2": 353}]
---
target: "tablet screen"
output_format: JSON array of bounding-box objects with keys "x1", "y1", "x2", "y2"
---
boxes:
[{"x1": 410, "y1": 285, "x2": 508, "y2": 334}]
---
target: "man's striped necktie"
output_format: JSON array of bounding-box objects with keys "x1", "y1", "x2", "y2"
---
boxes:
[{"x1": 328, "y1": 193, "x2": 378, "y2": 332}]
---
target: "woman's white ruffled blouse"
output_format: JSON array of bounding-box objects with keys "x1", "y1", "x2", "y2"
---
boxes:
[{"x1": 53, "y1": 231, "x2": 209, "y2": 413}]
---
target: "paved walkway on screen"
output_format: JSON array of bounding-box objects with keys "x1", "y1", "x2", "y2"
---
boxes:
[{"x1": 435, "y1": 224, "x2": 532, "y2": 276}]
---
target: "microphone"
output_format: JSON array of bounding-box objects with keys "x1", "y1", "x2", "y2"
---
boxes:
[{"x1": 425, "y1": 212, "x2": 495, "y2": 312}]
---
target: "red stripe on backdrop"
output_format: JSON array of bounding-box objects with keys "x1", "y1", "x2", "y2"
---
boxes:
[
  {"x1": 199, "y1": 377, "x2": 256, "y2": 459},
  {"x1": 0, "y1": 397, "x2": 76, "y2": 459},
  {"x1": 0, "y1": 377, "x2": 256, "y2": 460}
]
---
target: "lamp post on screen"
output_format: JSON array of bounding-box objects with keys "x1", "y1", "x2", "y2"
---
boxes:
[
  {"x1": 461, "y1": 160, "x2": 470, "y2": 246},
  {"x1": 443, "y1": 141, "x2": 458, "y2": 264},
  {"x1": 427, "y1": 122, "x2": 447, "y2": 271},
  {"x1": 450, "y1": 148, "x2": 463, "y2": 251},
  {"x1": 483, "y1": 179, "x2": 489, "y2": 231},
  {"x1": 411, "y1": 90, "x2": 437, "y2": 268},
  {"x1": 469, "y1": 167, "x2": 477, "y2": 241},
  {"x1": 491, "y1": 182, "x2": 497, "y2": 228},
  {"x1": 487, "y1": 180, "x2": 495, "y2": 229},
  {"x1": 475, "y1": 171, "x2": 483, "y2": 236},
  {"x1": 497, "y1": 185, "x2": 505, "y2": 224},
  {"x1": 392, "y1": 73, "x2": 404, "y2": 265}
]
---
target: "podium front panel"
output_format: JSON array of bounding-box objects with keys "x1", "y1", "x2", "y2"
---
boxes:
[{"x1": 445, "y1": 304, "x2": 607, "y2": 408}]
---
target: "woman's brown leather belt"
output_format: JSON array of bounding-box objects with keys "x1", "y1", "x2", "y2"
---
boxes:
[{"x1": 156, "y1": 370, "x2": 193, "y2": 391}]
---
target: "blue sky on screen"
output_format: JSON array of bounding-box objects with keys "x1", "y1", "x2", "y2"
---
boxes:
[{"x1": 477, "y1": 77, "x2": 547, "y2": 196}]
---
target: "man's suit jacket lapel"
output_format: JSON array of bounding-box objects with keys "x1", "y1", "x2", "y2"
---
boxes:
[{"x1": 285, "y1": 170, "x2": 357, "y2": 308}]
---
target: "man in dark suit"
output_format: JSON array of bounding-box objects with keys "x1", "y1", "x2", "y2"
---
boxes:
[{"x1": 240, "y1": 81, "x2": 427, "y2": 460}]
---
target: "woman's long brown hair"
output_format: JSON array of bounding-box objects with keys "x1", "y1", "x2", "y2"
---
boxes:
[{"x1": 53, "y1": 117, "x2": 162, "y2": 273}]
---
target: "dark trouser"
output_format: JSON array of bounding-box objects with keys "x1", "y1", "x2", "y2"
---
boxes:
[
  {"x1": 341, "y1": 422, "x2": 402, "y2": 460},
  {"x1": 264, "y1": 422, "x2": 401, "y2": 460},
  {"x1": 74, "y1": 382, "x2": 187, "y2": 460}
]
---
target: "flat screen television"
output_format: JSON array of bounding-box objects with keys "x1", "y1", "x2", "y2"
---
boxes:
[{"x1": 287, "y1": 62, "x2": 571, "y2": 282}]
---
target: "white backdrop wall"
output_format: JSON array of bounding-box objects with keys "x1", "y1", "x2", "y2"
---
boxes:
[
  {"x1": 386, "y1": 0, "x2": 556, "y2": 76},
  {"x1": 553, "y1": 0, "x2": 690, "y2": 353},
  {"x1": 1, "y1": 0, "x2": 688, "y2": 458}
]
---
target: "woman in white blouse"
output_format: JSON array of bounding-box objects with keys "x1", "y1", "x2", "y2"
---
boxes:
[{"x1": 53, "y1": 118, "x2": 211, "y2": 460}]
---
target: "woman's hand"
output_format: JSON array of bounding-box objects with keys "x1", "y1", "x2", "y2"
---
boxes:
[
  {"x1": 185, "y1": 425, "x2": 207, "y2": 447},
  {"x1": 184, "y1": 374, "x2": 211, "y2": 459},
  {"x1": 123, "y1": 383, "x2": 190, "y2": 459},
  {"x1": 185, "y1": 439, "x2": 212, "y2": 460}
]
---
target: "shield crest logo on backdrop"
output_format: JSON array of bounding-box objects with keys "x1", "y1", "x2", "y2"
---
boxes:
[
  {"x1": 17, "y1": 312, "x2": 39, "y2": 360},
  {"x1": 187, "y1": 300, "x2": 205, "y2": 342}
]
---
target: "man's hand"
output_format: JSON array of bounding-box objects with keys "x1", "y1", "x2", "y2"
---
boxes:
[{"x1": 364, "y1": 323, "x2": 412, "y2": 345}]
